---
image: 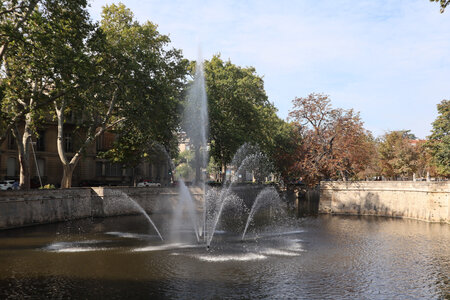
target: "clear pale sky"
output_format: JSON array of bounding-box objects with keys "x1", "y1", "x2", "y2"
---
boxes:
[{"x1": 88, "y1": 0, "x2": 450, "y2": 139}]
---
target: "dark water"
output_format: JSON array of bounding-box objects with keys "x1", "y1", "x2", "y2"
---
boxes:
[{"x1": 0, "y1": 215, "x2": 448, "y2": 299}]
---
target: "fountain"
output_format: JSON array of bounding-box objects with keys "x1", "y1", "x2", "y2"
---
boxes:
[
  {"x1": 242, "y1": 186, "x2": 283, "y2": 240},
  {"x1": 110, "y1": 190, "x2": 164, "y2": 241},
  {"x1": 176, "y1": 55, "x2": 287, "y2": 248}
]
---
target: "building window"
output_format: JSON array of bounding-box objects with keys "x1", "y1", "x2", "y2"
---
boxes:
[
  {"x1": 104, "y1": 162, "x2": 122, "y2": 177},
  {"x1": 96, "y1": 162, "x2": 103, "y2": 176},
  {"x1": 36, "y1": 130, "x2": 45, "y2": 152},
  {"x1": 7, "y1": 134, "x2": 16, "y2": 150},
  {"x1": 64, "y1": 133, "x2": 73, "y2": 153},
  {"x1": 6, "y1": 157, "x2": 17, "y2": 177}
]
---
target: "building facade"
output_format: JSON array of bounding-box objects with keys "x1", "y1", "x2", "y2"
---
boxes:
[{"x1": 0, "y1": 124, "x2": 170, "y2": 187}]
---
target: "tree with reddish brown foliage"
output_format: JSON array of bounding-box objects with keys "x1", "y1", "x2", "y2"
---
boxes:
[{"x1": 288, "y1": 93, "x2": 375, "y2": 186}]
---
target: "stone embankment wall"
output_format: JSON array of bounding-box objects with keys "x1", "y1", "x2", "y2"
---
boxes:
[
  {"x1": 319, "y1": 181, "x2": 449, "y2": 223},
  {"x1": 0, "y1": 185, "x2": 269, "y2": 230},
  {"x1": 0, "y1": 187, "x2": 201, "y2": 229}
]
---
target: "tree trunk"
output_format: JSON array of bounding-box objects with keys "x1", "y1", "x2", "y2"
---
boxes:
[
  {"x1": 17, "y1": 139, "x2": 31, "y2": 190},
  {"x1": 132, "y1": 167, "x2": 137, "y2": 187},
  {"x1": 60, "y1": 163, "x2": 79, "y2": 188},
  {"x1": 61, "y1": 164, "x2": 73, "y2": 188},
  {"x1": 221, "y1": 163, "x2": 227, "y2": 183},
  {"x1": 14, "y1": 115, "x2": 33, "y2": 190}
]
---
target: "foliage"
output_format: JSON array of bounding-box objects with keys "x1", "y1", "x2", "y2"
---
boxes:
[
  {"x1": 288, "y1": 93, "x2": 375, "y2": 186},
  {"x1": 39, "y1": 184, "x2": 55, "y2": 189},
  {"x1": 1, "y1": 0, "x2": 94, "y2": 189},
  {"x1": 265, "y1": 121, "x2": 302, "y2": 183},
  {"x1": 95, "y1": 3, "x2": 188, "y2": 172},
  {"x1": 206, "y1": 155, "x2": 221, "y2": 176},
  {"x1": 174, "y1": 149, "x2": 195, "y2": 180},
  {"x1": 414, "y1": 140, "x2": 438, "y2": 178},
  {"x1": 430, "y1": 0, "x2": 450, "y2": 13},
  {"x1": 202, "y1": 55, "x2": 278, "y2": 175},
  {"x1": 377, "y1": 131, "x2": 418, "y2": 179},
  {"x1": 426, "y1": 100, "x2": 450, "y2": 176}
]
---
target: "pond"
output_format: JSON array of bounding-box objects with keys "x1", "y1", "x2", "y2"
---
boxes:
[{"x1": 0, "y1": 215, "x2": 448, "y2": 299}]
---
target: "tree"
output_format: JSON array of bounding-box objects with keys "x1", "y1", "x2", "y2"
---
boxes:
[
  {"x1": 174, "y1": 149, "x2": 195, "y2": 181},
  {"x1": 265, "y1": 120, "x2": 302, "y2": 183},
  {"x1": 0, "y1": 1, "x2": 39, "y2": 144},
  {"x1": 288, "y1": 93, "x2": 375, "y2": 186},
  {"x1": 430, "y1": 0, "x2": 450, "y2": 13},
  {"x1": 203, "y1": 55, "x2": 277, "y2": 181},
  {"x1": 415, "y1": 140, "x2": 438, "y2": 178},
  {"x1": 427, "y1": 100, "x2": 450, "y2": 176},
  {"x1": 378, "y1": 131, "x2": 418, "y2": 179},
  {"x1": 1, "y1": 0, "x2": 93, "y2": 189},
  {"x1": 0, "y1": 0, "x2": 38, "y2": 66},
  {"x1": 66, "y1": 3, "x2": 188, "y2": 188}
]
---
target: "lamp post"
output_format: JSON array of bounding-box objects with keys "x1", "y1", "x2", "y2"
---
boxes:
[{"x1": 30, "y1": 140, "x2": 43, "y2": 188}]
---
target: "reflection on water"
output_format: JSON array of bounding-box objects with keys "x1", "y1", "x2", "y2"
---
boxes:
[{"x1": 0, "y1": 215, "x2": 448, "y2": 299}]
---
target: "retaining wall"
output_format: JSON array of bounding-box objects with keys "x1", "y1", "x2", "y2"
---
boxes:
[
  {"x1": 0, "y1": 187, "x2": 195, "y2": 229},
  {"x1": 0, "y1": 188, "x2": 92, "y2": 229},
  {"x1": 319, "y1": 181, "x2": 449, "y2": 223}
]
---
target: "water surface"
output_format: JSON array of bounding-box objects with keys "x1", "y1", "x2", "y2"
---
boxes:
[{"x1": 0, "y1": 215, "x2": 448, "y2": 299}]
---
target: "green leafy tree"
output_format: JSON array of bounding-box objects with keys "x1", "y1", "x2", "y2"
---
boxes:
[
  {"x1": 0, "y1": 0, "x2": 38, "y2": 66},
  {"x1": 174, "y1": 149, "x2": 195, "y2": 181},
  {"x1": 1, "y1": 0, "x2": 93, "y2": 189},
  {"x1": 427, "y1": 100, "x2": 450, "y2": 176},
  {"x1": 203, "y1": 55, "x2": 277, "y2": 181},
  {"x1": 85, "y1": 4, "x2": 188, "y2": 188},
  {"x1": 378, "y1": 131, "x2": 418, "y2": 179},
  {"x1": 262, "y1": 119, "x2": 301, "y2": 183},
  {"x1": 0, "y1": 1, "x2": 39, "y2": 144}
]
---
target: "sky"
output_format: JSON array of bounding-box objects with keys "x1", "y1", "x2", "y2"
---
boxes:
[{"x1": 88, "y1": 0, "x2": 450, "y2": 139}]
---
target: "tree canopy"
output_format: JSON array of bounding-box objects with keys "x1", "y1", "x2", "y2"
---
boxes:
[
  {"x1": 1, "y1": 0, "x2": 94, "y2": 188},
  {"x1": 0, "y1": 2, "x2": 188, "y2": 188},
  {"x1": 378, "y1": 131, "x2": 418, "y2": 179},
  {"x1": 427, "y1": 100, "x2": 450, "y2": 176},
  {"x1": 202, "y1": 55, "x2": 280, "y2": 178},
  {"x1": 288, "y1": 93, "x2": 375, "y2": 186},
  {"x1": 92, "y1": 3, "x2": 188, "y2": 177}
]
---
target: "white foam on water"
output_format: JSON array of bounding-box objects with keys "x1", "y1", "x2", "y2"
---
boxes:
[
  {"x1": 286, "y1": 243, "x2": 306, "y2": 252},
  {"x1": 289, "y1": 238, "x2": 304, "y2": 242},
  {"x1": 43, "y1": 240, "x2": 107, "y2": 252},
  {"x1": 105, "y1": 232, "x2": 154, "y2": 239},
  {"x1": 195, "y1": 253, "x2": 267, "y2": 262},
  {"x1": 260, "y1": 248, "x2": 300, "y2": 257},
  {"x1": 50, "y1": 247, "x2": 109, "y2": 253},
  {"x1": 132, "y1": 243, "x2": 201, "y2": 252},
  {"x1": 260, "y1": 230, "x2": 305, "y2": 237}
]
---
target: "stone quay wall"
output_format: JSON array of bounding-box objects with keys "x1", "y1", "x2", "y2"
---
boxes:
[
  {"x1": 0, "y1": 185, "x2": 268, "y2": 230},
  {"x1": 0, "y1": 187, "x2": 201, "y2": 230},
  {"x1": 319, "y1": 181, "x2": 449, "y2": 223}
]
